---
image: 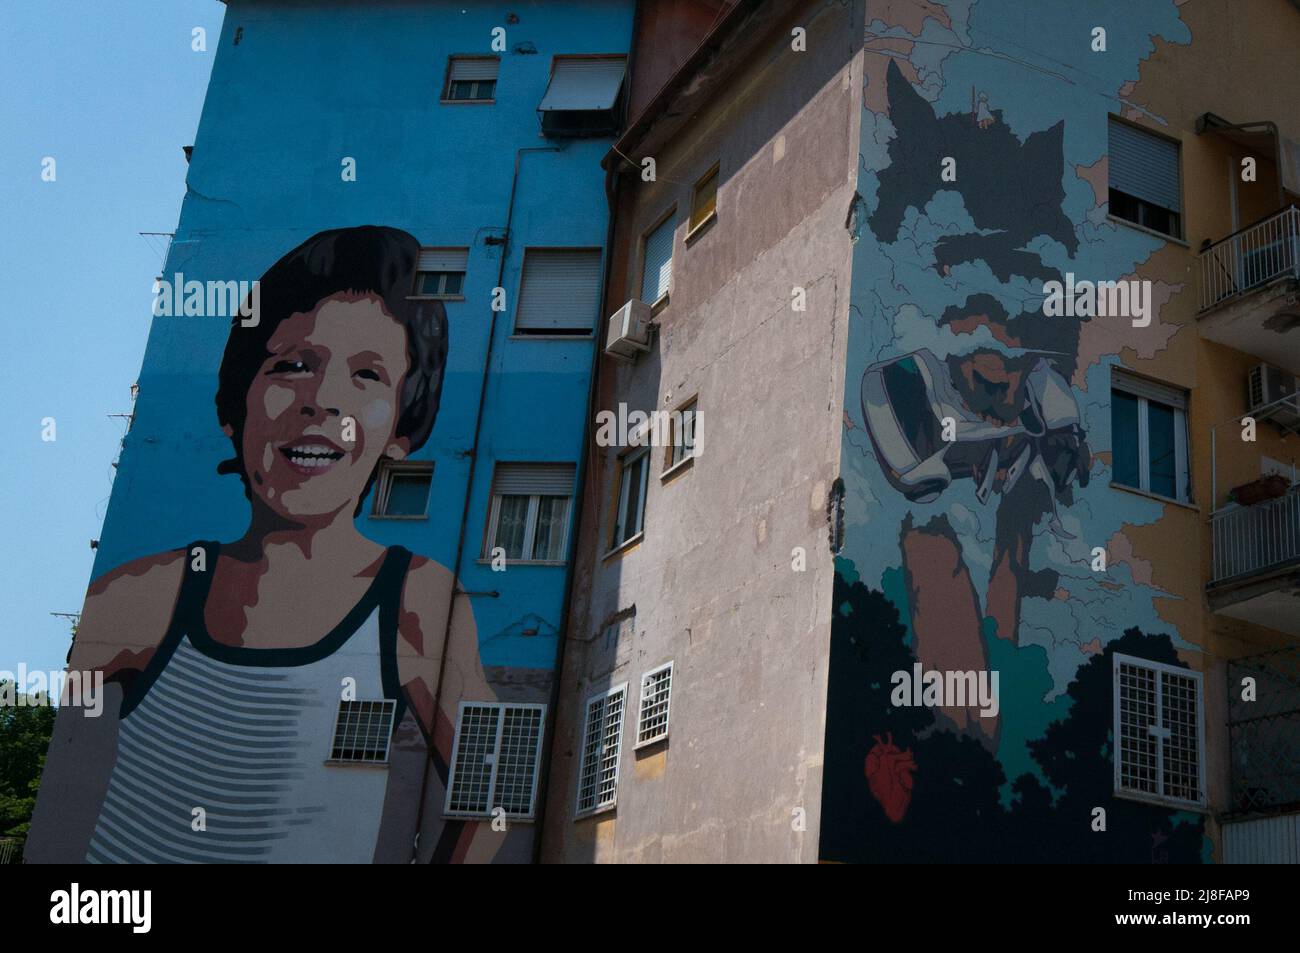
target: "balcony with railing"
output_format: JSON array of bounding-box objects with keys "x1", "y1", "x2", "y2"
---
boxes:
[
  {"x1": 1199, "y1": 206, "x2": 1300, "y2": 312},
  {"x1": 1211, "y1": 485, "x2": 1300, "y2": 585},
  {"x1": 1207, "y1": 399, "x2": 1300, "y2": 636},
  {"x1": 1196, "y1": 206, "x2": 1300, "y2": 375}
]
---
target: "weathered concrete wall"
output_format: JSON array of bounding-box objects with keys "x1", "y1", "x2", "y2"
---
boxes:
[{"x1": 541, "y1": 0, "x2": 862, "y2": 863}]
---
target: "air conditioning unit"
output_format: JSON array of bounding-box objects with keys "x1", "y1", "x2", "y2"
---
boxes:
[
  {"x1": 605, "y1": 299, "x2": 652, "y2": 362},
  {"x1": 1248, "y1": 363, "x2": 1300, "y2": 431}
]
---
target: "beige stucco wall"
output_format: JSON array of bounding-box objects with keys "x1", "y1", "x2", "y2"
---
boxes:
[{"x1": 540, "y1": 0, "x2": 862, "y2": 863}]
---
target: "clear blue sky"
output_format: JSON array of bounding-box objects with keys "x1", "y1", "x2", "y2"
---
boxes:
[{"x1": 0, "y1": 0, "x2": 225, "y2": 678}]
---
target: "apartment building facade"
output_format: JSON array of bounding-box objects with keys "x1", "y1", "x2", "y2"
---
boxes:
[
  {"x1": 543, "y1": 0, "x2": 1300, "y2": 863},
  {"x1": 26, "y1": 0, "x2": 717, "y2": 864},
  {"x1": 26, "y1": 0, "x2": 1298, "y2": 865}
]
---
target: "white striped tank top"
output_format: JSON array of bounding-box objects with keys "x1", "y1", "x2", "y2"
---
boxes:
[{"x1": 86, "y1": 543, "x2": 413, "y2": 864}]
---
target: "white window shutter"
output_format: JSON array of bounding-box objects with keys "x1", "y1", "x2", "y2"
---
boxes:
[
  {"x1": 450, "y1": 57, "x2": 499, "y2": 83},
  {"x1": 538, "y1": 57, "x2": 626, "y2": 112},
  {"x1": 418, "y1": 248, "x2": 468, "y2": 273},
  {"x1": 515, "y1": 250, "x2": 602, "y2": 332},
  {"x1": 491, "y1": 463, "x2": 576, "y2": 497},
  {"x1": 640, "y1": 217, "x2": 674, "y2": 304}
]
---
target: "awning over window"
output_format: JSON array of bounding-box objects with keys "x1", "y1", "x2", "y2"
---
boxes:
[
  {"x1": 1196, "y1": 112, "x2": 1300, "y2": 202},
  {"x1": 538, "y1": 56, "x2": 626, "y2": 113}
]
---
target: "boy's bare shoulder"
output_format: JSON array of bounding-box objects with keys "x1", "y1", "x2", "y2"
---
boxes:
[
  {"x1": 76, "y1": 549, "x2": 190, "y2": 673},
  {"x1": 397, "y1": 555, "x2": 464, "y2": 654}
]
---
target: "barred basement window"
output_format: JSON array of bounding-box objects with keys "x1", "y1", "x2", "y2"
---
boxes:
[
  {"x1": 444, "y1": 702, "x2": 546, "y2": 818},
  {"x1": 329, "y1": 700, "x2": 396, "y2": 764},
  {"x1": 635, "y1": 661, "x2": 673, "y2": 748},
  {"x1": 576, "y1": 684, "x2": 626, "y2": 816},
  {"x1": 1113, "y1": 653, "x2": 1206, "y2": 810}
]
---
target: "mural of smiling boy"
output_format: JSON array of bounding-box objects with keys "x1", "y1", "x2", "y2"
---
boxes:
[{"x1": 31, "y1": 227, "x2": 497, "y2": 863}]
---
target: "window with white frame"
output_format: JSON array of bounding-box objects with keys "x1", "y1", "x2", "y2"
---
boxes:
[
  {"x1": 412, "y1": 248, "x2": 468, "y2": 299},
  {"x1": 611, "y1": 448, "x2": 649, "y2": 548},
  {"x1": 371, "y1": 460, "x2": 433, "y2": 518},
  {"x1": 640, "y1": 212, "x2": 674, "y2": 307},
  {"x1": 329, "y1": 700, "x2": 397, "y2": 764},
  {"x1": 1110, "y1": 370, "x2": 1190, "y2": 503},
  {"x1": 484, "y1": 463, "x2": 575, "y2": 563},
  {"x1": 444, "y1": 702, "x2": 546, "y2": 818},
  {"x1": 444, "y1": 56, "x2": 499, "y2": 102},
  {"x1": 665, "y1": 399, "x2": 697, "y2": 471},
  {"x1": 576, "y1": 684, "x2": 626, "y2": 815},
  {"x1": 1113, "y1": 653, "x2": 1205, "y2": 809},
  {"x1": 636, "y1": 662, "x2": 673, "y2": 747}
]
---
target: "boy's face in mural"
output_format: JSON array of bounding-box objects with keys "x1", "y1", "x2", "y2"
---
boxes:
[{"x1": 230, "y1": 292, "x2": 411, "y2": 521}]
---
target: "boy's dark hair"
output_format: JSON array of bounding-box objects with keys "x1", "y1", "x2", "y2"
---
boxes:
[{"x1": 215, "y1": 226, "x2": 448, "y2": 497}]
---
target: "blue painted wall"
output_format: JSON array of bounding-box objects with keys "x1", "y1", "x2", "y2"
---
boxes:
[{"x1": 96, "y1": 0, "x2": 634, "y2": 671}]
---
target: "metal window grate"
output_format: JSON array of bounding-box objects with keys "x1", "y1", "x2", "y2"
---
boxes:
[
  {"x1": 1162, "y1": 669, "x2": 1201, "y2": 803},
  {"x1": 330, "y1": 700, "x2": 397, "y2": 763},
  {"x1": 495, "y1": 706, "x2": 544, "y2": 815},
  {"x1": 636, "y1": 662, "x2": 673, "y2": 746},
  {"x1": 445, "y1": 702, "x2": 546, "y2": 818},
  {"x1": 1114, "y1": 654, "x2": 1205, "y2": 808},
  {"x1": 1227, "y1": 646, "x2": 1300, "y2": 815},
  {"x1": 576, "y1": 685, "x2": 626, "y2": 815}
]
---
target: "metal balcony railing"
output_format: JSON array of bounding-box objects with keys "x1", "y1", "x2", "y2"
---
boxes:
[
  {"x1": 1198, "y1": 206, "x2": 1300, "y2": 313},
  {"x1": 1210, "y1": 485, "x2": 1300, "y2": 585}
]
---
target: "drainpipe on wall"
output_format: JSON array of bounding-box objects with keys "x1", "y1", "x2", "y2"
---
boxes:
[{"x1": 411, "y1": 145, "x2": 561, "y2": 863}]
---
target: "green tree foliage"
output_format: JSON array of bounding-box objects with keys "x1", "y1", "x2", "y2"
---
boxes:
[
  {"x1": 820, "y1": 566, "x2": 1207, "y2": 863},
  {"x1": 0, "y1": 681, "x2": 56, "y2": 860}
]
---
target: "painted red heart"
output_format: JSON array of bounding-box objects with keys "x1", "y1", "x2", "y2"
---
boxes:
[{"x1": 865, "y1": 732, "x2": 917, "y2": 823}]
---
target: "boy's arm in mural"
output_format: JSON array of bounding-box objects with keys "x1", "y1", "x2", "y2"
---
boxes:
[
  {"x1": 27, "y1": 550, "x2": 188, "y2": 860},
  {"x1": 390, "y1": 554, "x2": 499, "y2": 861},
  {"x1": 395, "y1": 555, "x2": 494, "y2": 745}
]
